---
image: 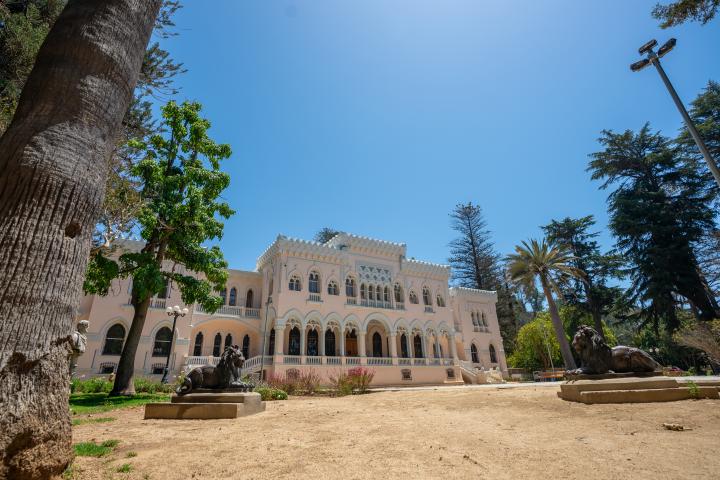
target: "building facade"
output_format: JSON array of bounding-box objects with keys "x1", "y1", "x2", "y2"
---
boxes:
[{"x1": 75, "y1": 233, "x2": 508, "y2": 386}]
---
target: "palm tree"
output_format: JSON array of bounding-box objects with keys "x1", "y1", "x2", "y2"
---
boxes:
[{"x1": 507, "y1": 238, "x2": 584, "y2": 370}]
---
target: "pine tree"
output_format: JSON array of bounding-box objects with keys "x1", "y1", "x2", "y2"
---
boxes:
[
  {"x1": 314, "y1": 227, "x2": 341, "y2": 244},
  {"x1": 652, "y1": 0, "x2": 719, "y2": 28}
]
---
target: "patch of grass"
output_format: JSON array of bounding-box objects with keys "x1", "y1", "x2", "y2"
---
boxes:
[
  {"x1": 70, "y1": 392, "x2": 170, "y2": 415},
  {"x1": 62, "y1": 463, "x2": 77, "y2": 479},
  {"x1": 126, "y1": 451, "x2": 137, "y2": 458},
  {"x1": 73, "y1": 439, "x2": 120, "y2": 457},
  {"x1": 72, "y1": 416, "x2": 116, "y2": 426},
  {"x1": 116, "y1": 463, "x2": 133, "y2": 473}
]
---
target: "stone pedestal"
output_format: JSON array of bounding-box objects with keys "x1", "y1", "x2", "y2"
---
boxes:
[
  {"x1": 144, "y1": 391, "x2": 266, "y2": 419},
  {"x1": 558, "y1": 376, "x2": 720, "y2": 404}
]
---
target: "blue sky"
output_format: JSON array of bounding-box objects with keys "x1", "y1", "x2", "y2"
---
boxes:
[{"x1": 161, "y1": 1, "x2": 720, "y2": 271}]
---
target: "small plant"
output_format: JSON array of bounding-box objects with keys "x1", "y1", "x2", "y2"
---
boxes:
[
  {"x1": 116, "y1": 463, "x2": 133, "y2": 473},
  {"x1": 73, "y1": 439, "x2": 120, "y2": 457},
  {"x1": 254, "y1": 386, "x2": 288, "y2": 401},
  {"x1": 271, "y1": 389, "x2": 288, "y2": 400},
  {"x1": 72, "y1": 416, "x2": 115, "y2": 426},
  {"x1": 297, "y1": 369, "x2": 321, "y2": 395},
  {"x1": 687, "y1": 380, "x2": 700, "y2": 399},
  {"x1": 126, "y1": 451, "x2": 138, "y2": 458},
  {"x1": 267, "y1": 372, "x2": 299, "y2": 395},
  {"x1": 328, "y1": 370, "x2": 353, "y2": 396},
  {"x1": 347, "y1": 367, "x2": 375, "y2": 393}
]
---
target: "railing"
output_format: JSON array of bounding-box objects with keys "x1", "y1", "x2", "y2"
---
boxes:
[
  {"x1": 359, "y1": 299, "x2": 393, "y2": 310},
  {"x1": 283, "y1": 355, "x2": 301, "y2": 365},
  {"x1": 150, "y1": 298, "x2": 167, "y2": 309},
  {"x1": 326, "y1": 356, "x2": 342, "y2": 365},
  {"x1": 395, "y1": 302, "x2": 405, "y2": 310},
  {"x1": 308, "y1": 293, "x2": 322, "y2": 302},
  {"x1": 245, "y1": 307, "x2": 260, "y2": 318},
  {"x1": 185, "y1": 355, "x2": 219, "y2": 367},
  {"x1": 345, "y1": 357, "x2": 361, "y2": 365},
  {"x1": 367, "y1": 357, "x2": 392, "y2": 366},
  {"x1": 442, "y1": 358, "x2": 454, "y2": 366},
  {"x1": 413, "y1": 358, "x2": 426, "y2": 366},
  {"x1": 429, "y1": 358, "x2": 441, "y2": 366},
  {"x1": 195, "y1": 304, "x2": 260, "y2": 318},
  {"x1": 345, "y1": 298, "x2": 357, "y2": 305},
  {"x1": 305, "y1": 356, "x2": 321, "y2": 365},
  {"x1": 398, "y1": 358, "x2": 412, "y2": 366},
  {"x1": 473, "y1": 326, "x2": 490, "y2": 333},
  {"x1": 424, "y1": 306, "x2": 434, "y2": 313}
]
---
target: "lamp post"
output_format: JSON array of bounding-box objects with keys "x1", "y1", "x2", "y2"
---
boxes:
[
  {"x1": 161, "y1": 305, "x2": 189, "y2": 384},
  {"x1": 259, "y1": 296, "x2": 272, "y2": 382},
  {"x1": 631, "y1": 38, "x2": 720, "y2": 189}
]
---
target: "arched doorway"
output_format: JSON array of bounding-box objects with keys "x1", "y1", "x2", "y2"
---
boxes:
[
  {"x1": 345, "y1": 330, "x2": 358, "y2": 356},
  {"x1": 372, "y1": 332, "x2": 382, "y2": 357},
  {"x1": 489, "y1": 344, "x2": 498, "y2": 364},
  {"x1": 212, "y1": 333, "x2": 222, "y2": 357},
  {"x1": 288, "y1": 327, "x2": 300, "y2": 355},
  {"x1": 471, "y1": 343, "x2": 479, "y2": 363},
  {"x1": 245, "y1": 289, "x2": 254, "y2": 308},
  {"x1": 307, "y1": 329, "x2": 319, "y2": 356},
  {"x1": 400, "y1": 333, "x2": 409, "y2": 358},
  {"x1": 242, "y1": 334, "x2": 250, "y2": 359},
  {"x1": 224, "y1": 333, "x2": 233, "y2": 350},
  {"x1": 193, "y1": 332, "x2": 203, "y2": 356},
  {"x1": 325, "y1": 330, "x2": 336, "y2": 356},
  {"x1": 268, "y1": 328, "x2": 275, "y2": 355}
]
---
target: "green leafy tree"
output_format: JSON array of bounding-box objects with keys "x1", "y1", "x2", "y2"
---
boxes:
[
  {"x1": 588, "y1": 124, "x2": 719, "y2": 331},
  {"x1": 314, "y1": 227, "x2": 341, "y2": 244},
  {"x1": 507, "y1": 238, "x2": 583, "y2": 370},
  {"x1": 542, "y1": 215, "x2": 623, "y2": 339},
  {"x1": 652, "y1": 0, "x2": 719, "y2": 28},
  {"x1": 84, "y1": 101, "x2": 234, "y2": 396}
]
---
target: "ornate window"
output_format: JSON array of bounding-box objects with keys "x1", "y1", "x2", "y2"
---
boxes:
[
  {"x1": 481, "y1": 312, "x2": 488, "y2": 327},
  {"x1": 152, "y1": 327, "x2": 173, "y2": 357},
  {"x1": 289, "y1": 275, "x2": 302, "y2": 291},
  {"x1": 242, "y1": 334, "x2": 250, "y2": 359},
  {"x1": 325, "y1": 330, "x2": 336, "y2": 356},
  {"x1": 360, "y1": 283, "x2": 367, "y2": 299},
  {"x1": 327, "y1": 280, "x2": 339, "y2": 295},
  {"x1": 229, "y1": 287, "x2": 237, "y2": 306},
  {"x1": 436, "y1": 294, "x2": 445, "y2": 307},
  {"x1": 383, "y1": 286, "x2": 390, "y2": 302},
  {"x1": 400, "y1": 333, "x2": 409, "y2": 358},
  {"x1": 471, "y1": 343, "x2": 479, "y2": 363},
  {"x1": 489, "y1": 344, "x2": 498, "y2": 363},
  {"x1": 345, "y1": 277, "x2": 356, "y2": 297},
  {"x1": 409, "y1": 290, "x2": 419, "y2": 304},
  {"x1": 368, "y1": 285, "x2": 375, "y2": 300},
  {"x1": 413, "y1": 334, "x2": 423, "y2": 358},
  {"x1": 268, "y1": 328, "x2": 275, "y2": 355},
  {"x1": 218, "y1": 288, "x2": 227, "y2": 304},
  {"x1": 157, "y1": 280, "x2": 170, "y2": 299},
  {"x1": 102, "y1": 324, "x2": 125, "y2": 355},
  {"x1": 394, "y1": 283, "x2": 404, "y2": 303},
  {"x1": 307, "y1": 329, "x2": 319, "y2": 356},
  {"x1": 193, "y1": 332, "x2": 204, "y2": 356},
  {"x1": 212, "y1": 333, "x2": 223, "y2": 357},
  {"x1": 225, "y1": 333, "x2": 233, "y2": 350},
  {"x1": 245, "y1": 289, "x2": 254, "y2": 308},
  {"x1": 288, "y1": 327, "x2": 301, "y2": 355},
  {"x1": 376, "y1": 285, "x2": 382, "y2": 301},
  {"x1": 422, "y1": 287, "x2": 432, "y2": 306},
  {"x1": 372, "y1": 332, "x2": 383, "y2": 357},
  {"x1": 309, "y1": 272, "x2": 320, "y2": 294}
]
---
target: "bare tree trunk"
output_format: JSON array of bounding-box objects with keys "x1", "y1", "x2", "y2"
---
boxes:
[
  {"x1": 111, "y1": 296, "x2": 151, "y2": 396},
  {"x1": 0, "y1": 1, "x2": 161, "y2": 477},
  {"x1": 540, "y1": 277, "x2": 577, "y2": 370}
]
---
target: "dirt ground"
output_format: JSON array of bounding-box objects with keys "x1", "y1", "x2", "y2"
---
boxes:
[{"x1": 70, "y1": 385, "x2": 720, "y2": 480}]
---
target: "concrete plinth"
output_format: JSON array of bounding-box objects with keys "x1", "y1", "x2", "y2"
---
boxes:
[
  {"x1": 145, "y1": 391, "x2": 265, "y2": 419},
  {"x1": 558, "y1": 376, "x2": 720, "y2": 404}
]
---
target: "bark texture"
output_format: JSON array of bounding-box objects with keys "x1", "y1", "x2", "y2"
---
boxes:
[{"x1": 0, "y1": 1, "x2": 161, "y2": 477}]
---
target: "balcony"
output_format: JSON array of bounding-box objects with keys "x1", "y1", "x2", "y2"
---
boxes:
[
  {"x1": 307, "y1": 293, "x2": 322, "y2": 303},
  {"x1": 424, "y1": 306, "x2": 434, "y2": 314},
  {"x1": 195, "y1": 304, "x2": 261, "y2": 319},
  {"x1": 150, "y1": 298, "x2": 167, "y2": 309},
  {"x1": 395, "y1": 302, "x2": 405, "y2": 310},
  {"x1": 345, "y1": 297, "x2": 357, "y2": 306},
  {"x1": 359, "y1": 299, "x2": 393, "y2": 310}
]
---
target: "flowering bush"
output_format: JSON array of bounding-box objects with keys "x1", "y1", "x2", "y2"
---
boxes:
[
  {"x1": 268, "y1": 369, "x2": 321, "y2": 395},
  {"x1": 328, "y1": 367, "x2": 375, "y2": 395}
]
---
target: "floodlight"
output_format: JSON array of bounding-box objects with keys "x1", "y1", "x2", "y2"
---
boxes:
[
  {"x1": 657, "y1": 38, "x2": 676, "y2": 58},
  {"x1": 638, "y1": 39, "x2": 657, "y2": 55},
  {"x1": 630, "y1": 59, "x2": 651, "y2": 72}
]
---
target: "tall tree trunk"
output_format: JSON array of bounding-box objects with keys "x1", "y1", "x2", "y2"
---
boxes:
[
  {"x1": 0, "y1": 1, "x2": 162, "y2": 477},
  {"x1": 539, "y1": 276, "x2": 576, "y2": 370},
  {"x1": 111, "y1": 295, "x2": 151, "y2": 395}
]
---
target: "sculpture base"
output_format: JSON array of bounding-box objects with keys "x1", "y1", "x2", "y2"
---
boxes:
[
  {"x1": 565, "y1": 371, "x2": 663, "y2": 381},
  {"x1": 558, "y1": 376, "x2": 720, "y2": 404},
  {"x1": 145, "y1": 391, "x2": 265, "y2": 419}
]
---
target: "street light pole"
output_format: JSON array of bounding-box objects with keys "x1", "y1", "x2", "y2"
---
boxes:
[
  {"x1": 161, "y1": 305, "x2": 189, "y2": 384},
  {"x1": 631, "y1": 38, "x2": 720, "y2": 189},
  {"x1": 259, "y1": 296, "x2": 272, "y2": 382}
]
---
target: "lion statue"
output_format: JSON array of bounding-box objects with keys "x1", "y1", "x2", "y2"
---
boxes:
[
  {"x1": 176, "y1": 345, "x2": 252, "y2": 394},
  {"x1": 569, "y1": 325, "x2": 661, "y2": 375}
]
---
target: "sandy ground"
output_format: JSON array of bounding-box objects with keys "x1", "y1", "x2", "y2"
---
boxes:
[{"x1": 70, "y1": 385, "x2": 720, "y2": 480}]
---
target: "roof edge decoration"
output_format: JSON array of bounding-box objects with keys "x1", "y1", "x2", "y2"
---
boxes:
[
  {"x1": 325, "y1": 232, "x2": 407, "y2": 257},
  {"x1": 401, "y1": 258, "x2": 451, "y2": 277},
  {"x1": 449, "y1": 286, "x2": 498, "y2": 299}
]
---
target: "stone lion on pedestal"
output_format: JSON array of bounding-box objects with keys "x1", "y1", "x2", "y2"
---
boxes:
[
  {"x1": 569, "y1": 325, "x2": 661, "y2": 375},
  {"x1": 177, "y1": 345, "x2": 251, "y2": 394}
]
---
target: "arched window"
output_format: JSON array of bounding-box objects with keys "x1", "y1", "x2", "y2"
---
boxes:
[
  {"x1": 193, "y1": 332, "x2": 204, "y2": 356},
  {"x1": 307, "y1": 329, "x2": 319, "y2": 356},
  {"x1": 368, "y1": 285, "x2": 374, "y2": 301},
  {"x1": 372, "y1": 332, "x2": 383, "y2": 357},
  {"x1": 481, "y1": 312, "x2": 488, "y2": 327},
  {"x1": 152, "y1": 327, "x2": 173, "y2": 357},
  {"x1": 288, "y1": 327, "x2": 301, "y2": 355},
  {"x1": 345, "y1": 277, "x2": 356, "y2": 297},
  {"x1": 471, "y1": 344, "x2": 479, "y2": 363},
  {"x1": 422, "y1": 287, "x2": 432, "y2": 306},
  {"x1": 158, "y1": 280, "x2": 170, "y2": 299},
  {"x1": 245, "y1": 289, "x2": 254, "y2": 308},
  {"x1": 309, "y1": 272, "x2": 320, "y2": 294},
  {"x1": 102, "y1": 324, "x2": 125, "y2": 355},
  {"x1": 325, "y1": 330, "x2": 336, "y2": 356},
  {"x1": 327, "y1": 281, "x2": 339, "y2": 295},
  {"x1": 394, "y1": 283, "x2": 404, "y2": 303},
  {"x1": 400, "y1": 333, "x2": 409, "y2": 358},
  {"x1": 360, "y1": 283, "x2": 367, "y2": 299},
  {"x1": 212, "y1": 333, "x2": 222, "y2": 357},
  {"x1": 489, "y1": 344, "x2": 498, "y2": 363},
  {"x1": 436, "y1": 295, "x2": 445, "y2": 307},
  {"x1": 218, "y1": 288, "x2": 227, "y2": 304},
  {"x1": 409, "y1": 291, "x2": 418, "y2": 304},
  {"x1": 268, "y1": 279, "x2": 274, "y2": 298},
  {"x1": 413, "y1": 334, "x2": 423, "y2": 358},
  {"x1": 229, "y1": 287, "x2": 237, "y2": 306},
  {"x1": 268, "y1": 328, "x2": 275, "y2": 355},
  {"x1": 471, "y1": 312, "x2": 478, "y2": 327},
  {"x1": 375, "y1": 285, "x2": 382, "y2": 301},
  {"x1": 242, "y1": 334, "x2": 250, "y2": 359},
  {"x1": 225, "y1": 333, "x2": 233, "y2": 350},
  {"x1": 383, "y1": 286, "x2": 390, "y2": 303},
  {"x1": 289, "y1": 275, "x2": 301, "y2": 291}
]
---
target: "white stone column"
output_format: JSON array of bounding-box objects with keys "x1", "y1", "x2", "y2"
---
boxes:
[
  {"x1": 319, "y1": 328, "x2": 326, "y2": 357},
  {"x1": 358, "y1": 331, "x2": 367, "y2": 357},
  {"x1": 300, "y1": 327, "x2": 306, "y2": 357},
  {"x1": 434, "y1": 336, "x2": 441, "y2": 359},
  {"x1": 409, "y1": 334, "x2": 415, "y2": 358},
  {"x1": 339, "y1": 329, "x2": 346, "y2": 357},
  {"x1": 389, "y1": 332, "x2": 398, "y2": 365}
]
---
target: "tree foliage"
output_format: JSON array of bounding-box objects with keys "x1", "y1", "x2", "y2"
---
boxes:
[
  {"x1": 85, "y1": 101, "x2": 234, "y2": 395},
  {"x1": 652, "y1": 0, "x2": 719, "y2": 28},
  {"x1": 314, "y1": 227, "x2": 341, "y2": 244},
  {"x1": 588, "y1": 124, "x2": 719, "y2": 331}
]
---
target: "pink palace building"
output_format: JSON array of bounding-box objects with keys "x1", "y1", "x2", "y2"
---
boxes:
[{"x1": 74, "y1": 233, "x2": 508, "y2": 386}]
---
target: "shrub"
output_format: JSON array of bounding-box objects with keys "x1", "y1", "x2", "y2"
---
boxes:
[
  {"x1": 72, "y1": 378, "x2": 113, "y2": 394},
  {"x1": 297, "y1": 369, "x2": 321, "y2": 395},
  {"x1": 347, "y1": 367, "x2": 375, "y2": 393},
  {"x1": 328, "y1": 370, "x2": 353, "y2": 396},
  {"x1": 267, "y1": 372, "x2": 299, "y2": 395},
  {"x1": 254, "y1": 386, "x2": 288, "y2": 401},
  {"x1": 271, "y1": 389, "x2": 288, "y2": 400},
  {"x1": 133, "y1": 377, "x2": 174, "y2": 394}
]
